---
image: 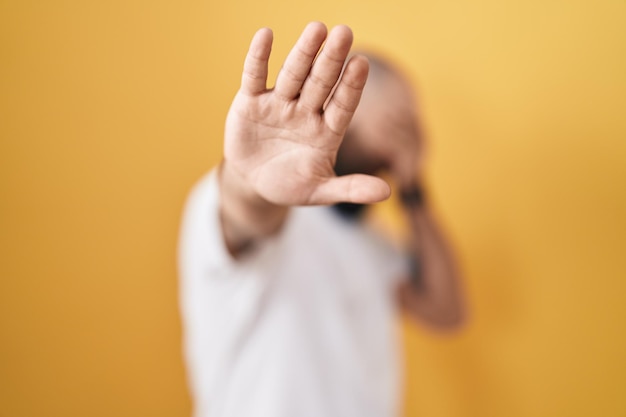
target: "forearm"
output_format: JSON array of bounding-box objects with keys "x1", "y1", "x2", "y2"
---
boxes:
[
  {"x1": 218, "y1": 160, "x2": 289, "y2": 256},
  {"x1": 400, "y1": 188, "x2": 466, "y2": 329}
]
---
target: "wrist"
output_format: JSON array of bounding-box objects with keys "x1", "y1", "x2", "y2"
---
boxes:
[
  {"x1": 219, "y1": 160, "x2": 283, "y2": 210},
  {"x1": 218, "y1": 161, "x2": 288, "y2": 242}
]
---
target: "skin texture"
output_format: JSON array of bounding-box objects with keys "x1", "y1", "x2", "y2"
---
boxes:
[{"x1": 219, "y1": 22, "x2": 466, "y2": 330}]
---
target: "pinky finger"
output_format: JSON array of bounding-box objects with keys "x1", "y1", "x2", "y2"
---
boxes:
[{"x1": 240, "y1": 28, "x2": 273, "y2": 95}]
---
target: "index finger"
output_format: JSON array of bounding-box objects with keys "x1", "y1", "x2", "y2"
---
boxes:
[{"x1": 324, "y1": 54, "x2": 369, "y2": 135}]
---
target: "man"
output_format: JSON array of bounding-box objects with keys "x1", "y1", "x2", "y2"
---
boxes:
[{"x1": 179, "y1": 22, "x2": 465, "y2": 417}]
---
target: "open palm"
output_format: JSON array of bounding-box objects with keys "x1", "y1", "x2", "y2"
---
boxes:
[{"x1": 224, "y1": 22, "x2": 390, "y2": 206}]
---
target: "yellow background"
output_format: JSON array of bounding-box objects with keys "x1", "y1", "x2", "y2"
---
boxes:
[{"x1": 1, "y1": 0, "x2": 625, "y2": 416}]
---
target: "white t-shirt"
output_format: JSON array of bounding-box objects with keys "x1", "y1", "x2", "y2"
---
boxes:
[{"x1": 178, "y1": 171, "x2": 408, "y2": 417}]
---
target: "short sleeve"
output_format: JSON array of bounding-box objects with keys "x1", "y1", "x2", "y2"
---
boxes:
[{"x1": 178, "y1": 169, "x2": 237, "y2": 282}]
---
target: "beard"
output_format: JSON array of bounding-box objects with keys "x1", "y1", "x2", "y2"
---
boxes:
[{"x1": 331, "y1": 201, "x2": 368, "y2": 221}]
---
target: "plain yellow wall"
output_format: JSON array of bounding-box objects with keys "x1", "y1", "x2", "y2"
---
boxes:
[{"x1": 1, "y1": 0, "x2": 625, "y2": 416}]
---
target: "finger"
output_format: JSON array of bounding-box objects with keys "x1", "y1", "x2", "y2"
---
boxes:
[
  {"x1": 274, "y1": 22, "x2": 327, "y2": 100},
  {"x1": 323, "y1": 54, "x2": 369, "y2": 135},
  {"x1": 298, "y1": 25, "x2": 353, "y2": 111},
  {"x1": 308, "y1": 174, "x2": 391, "y2": 205},
  {"x1": 240, "y1": 27, "x2": 273, "y2": 95}
]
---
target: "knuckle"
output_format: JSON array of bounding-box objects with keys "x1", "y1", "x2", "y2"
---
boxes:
[{"x1": 308, "y1": 71, "x2": 336, "y2": 90}]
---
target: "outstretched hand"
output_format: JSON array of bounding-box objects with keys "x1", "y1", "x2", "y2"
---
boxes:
[{"x1": 223, "y1": 22, "x2": 391, "y2": 207}]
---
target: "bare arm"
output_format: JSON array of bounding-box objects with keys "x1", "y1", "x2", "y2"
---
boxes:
[
  {"x1": 378, "y1": 107, "x2": 465, "y2": 330},
  {"x1": 396, "y1": 187, "x2": 466, "y2": 330},
  {"x1": 219, "y1": 23, "x2": 391, "y2": 256}
]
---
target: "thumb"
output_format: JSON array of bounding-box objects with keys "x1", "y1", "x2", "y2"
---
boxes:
[{"x1": 308, "y1": 174, "x2": 391, "y2": 205}]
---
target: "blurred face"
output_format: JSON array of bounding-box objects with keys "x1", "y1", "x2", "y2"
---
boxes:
[
  {"x1": 332, "y1": 71, "x2": 424, "y2": 220},
  {"x1": 334, "y1": 71, "x2": 425, "y2": 189}
]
